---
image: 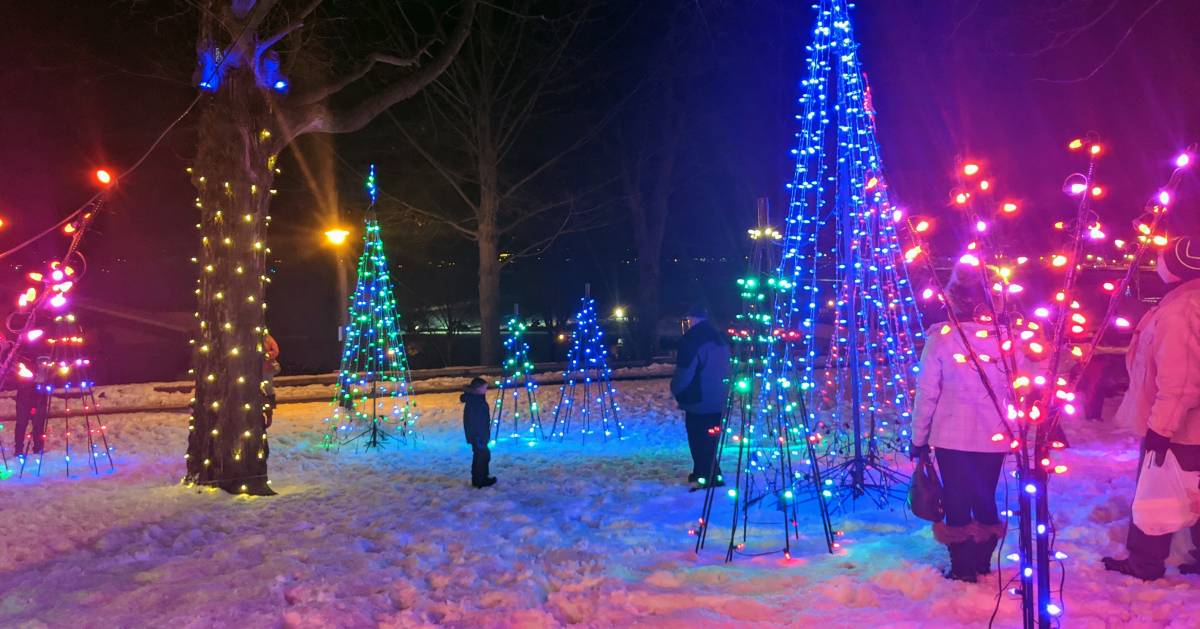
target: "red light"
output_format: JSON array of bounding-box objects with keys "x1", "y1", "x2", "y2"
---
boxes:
[{"x1": 95, "y1": 169, "x2": 113, "y2": 186}]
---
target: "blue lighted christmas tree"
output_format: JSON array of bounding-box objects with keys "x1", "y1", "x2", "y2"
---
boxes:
[
  {"x1": 772, "y1": 0, "x2": 921, "y2": 504},
  {"x1": 323, "y1": 166, "x2": 418, "y2": 450},
  {"x1": 768, "y1": 0, "x2": 923, "y2": 506},
  {"x1": 491, "y1": 314, "x2": 543, "y2": 443},
  {"x1": 548, "y1": 291, "x2": 623, "y2": 443}
]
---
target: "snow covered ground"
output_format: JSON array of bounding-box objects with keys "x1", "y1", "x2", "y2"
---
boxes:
[{"x1": 0, "y1": 379, "x2": 1194, "y2": 628}]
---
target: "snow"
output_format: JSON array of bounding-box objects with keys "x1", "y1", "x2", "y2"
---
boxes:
[
  {"x1": 0, "y1": 362, "x2": 676, "y2": 415},
  {"x1": 0, "y1": 379, "x2": 1195, "y2": 627}
]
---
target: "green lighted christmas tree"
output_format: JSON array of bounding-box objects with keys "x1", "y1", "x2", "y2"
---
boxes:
[
  {"x1": 491, "y1": 314, "x2": 543, "y2": 443},
  {"x1": 323, "y1": 166, "x2": 417, "y2": 450}
]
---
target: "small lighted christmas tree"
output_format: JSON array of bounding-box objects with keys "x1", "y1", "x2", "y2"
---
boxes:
[
  {"x1": 492, "y1": 314, "x2": 543, "y2": 443},
  {"x1": 548, "y1": 291, "x2": 622, "y2": 443},
  {"x1": 323, "y1": 167, "x2": 417, "y2": 450}
]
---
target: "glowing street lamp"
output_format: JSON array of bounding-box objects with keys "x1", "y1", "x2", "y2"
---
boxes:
[{"x1": 324, "y1": 228, "x2": 350, "y2": 246}]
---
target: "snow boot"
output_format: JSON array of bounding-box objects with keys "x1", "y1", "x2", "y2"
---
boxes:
[
  {"x1": 1101, "y1": 556, "x2": 1162, "y2": 581},
  {"x1": 473, "y1": 476, "x2": 497, "y2": 489},
  {"x1": 970, "y1": 523, "x2": 1005, "y2": 575},
  {"x1": 1179, "y1": 562, "x2": 1200, "y2": 575},
  {"x1": 933, "y1": 522, "x2": 977, "y2": 583}
]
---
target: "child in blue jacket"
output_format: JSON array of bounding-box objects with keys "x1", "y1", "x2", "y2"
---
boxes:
[{"x1": 461, "y1": 377, "x2": 497, "y2": 488}]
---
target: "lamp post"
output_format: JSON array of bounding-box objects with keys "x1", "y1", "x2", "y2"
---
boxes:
[{"x1": 324, "y1": 227, "x2": 351, "y2": 341}]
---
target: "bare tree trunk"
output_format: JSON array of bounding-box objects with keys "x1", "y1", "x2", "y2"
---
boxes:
[
  {"x1": 477, "y1": 133, "x2": 501, "y2": 365},
  {"x1": 636, "y1": 253, "x2": 661, "y2": 359},
  {"x1": 186, "y1": 66, "x2": 276, "y2": 496},
  {"x1": 477, "y1": 223, "x2": 501, "y2": 365}
]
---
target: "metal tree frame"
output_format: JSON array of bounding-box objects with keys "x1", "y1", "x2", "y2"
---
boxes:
[
  {"x1": 491, "y1": 310, "x2": 544, "y2": 443},
  {"x1": 694, "y1": 200, "x2": 836, "y2": 561},
  {"x1": 549, "y1": 287, "x2": 623, "y2": 444}
]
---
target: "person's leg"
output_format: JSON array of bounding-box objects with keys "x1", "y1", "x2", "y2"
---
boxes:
[
  {"x1": 471, "y1": 444, "x2": 491, "y2": 485},
  {"x1": 968, "y1": 452, "x2": 1007, "y2": 574},
  {"x1": 13, "y1": 382, "x2": 33, "y2": 455},
  {"x1": 1180, "y1": 520, "x2": 1200, "y2": 574},
  {"x1": 700, "y1": 412, "x2": 723, "y2": 481},
  {"x1": 935, "y1": 449, "x2": 974, "y2": 527},
  {"x1": 31, "y1": 390, "x2": 48, "y2": 454},
  {"x1": 1106, "y1": 447, "x2": 1171, "y2": 579},
  {"x1": 684, "y1": 413, "x2": 705, "y2": 479},
  {"x1": 934, "y1": 448, "x2": 977, "y2": 581},
  {"x1": 471, "y1": 444, "x2": 483, "y2": 484},
  {"x1": 1123, "y1": 524, "x2": 1172, "y2": 579}
]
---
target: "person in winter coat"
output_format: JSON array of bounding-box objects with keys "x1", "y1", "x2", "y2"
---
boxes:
[
  {"x1": 911, "y1": 264, "x2": 1017, "y2": 582},
  {"x1": 262, "y1": 333, "x2": 281, "y2": 428},
  {"x1": 13, "y1": 353, "x2": 51, "y2": 457},
  {"x1": 671, "y1": 304, "x2": 731, "y2": 488},
  {"x1": 461, "y1": 377, "x2": 497, "y2": 489},
  {"x1": 1103, "y1": 236, "x2": 1200, "y2": 580}
]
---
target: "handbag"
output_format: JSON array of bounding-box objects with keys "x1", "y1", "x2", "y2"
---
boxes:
[
  {"x1": 1132, "y1": 450, "x2": 1200, "y2": 536},
  {"x1": 908, "y1": 452, "x2": 945, "y2": 522}
]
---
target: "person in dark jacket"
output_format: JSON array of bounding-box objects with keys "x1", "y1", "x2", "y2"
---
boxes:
[
  {"x1": 13, "y1": 355, "x2": 51, "y2": 457},
  {"x1": 461, "y1": 377, "x2": 497, "y2": 488},
  {"x1": 671, "y1": 304, "x2": 731, "y2": 487}
]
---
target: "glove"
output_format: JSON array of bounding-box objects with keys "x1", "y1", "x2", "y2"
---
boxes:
[
  {"x1": 1144, "y1": 429, "x2": 1171, "y2": 467},
  {"x1": 910, "y1": 443, "x2": 931, "y2": 460}
]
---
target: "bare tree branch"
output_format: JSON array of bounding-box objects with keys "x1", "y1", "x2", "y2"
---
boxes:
[
  {"x1": 391, "y1": 199, "x2": 479, "y2": 240},
  {"x1": 292, "y1": 44, "x2": 434, "y2": 105},
  {"x1": 499, "y1": 175, "x2": 618, "y2": 235},
  {"x1": 392, "y1": 116, "x2": 481, "y2": 213},
  {"x1": 1034, "y1": 0, "x2": 1168, "y2": 83},
  {"x1": 280, "y1": 0, "x2": 477, "y2": 140},
  {"x1": 258, "y1": 0, "x2": 323, "y2": 54},
  {"x1": 502, "y1": 88, "x2": 634, "y2": 199}
]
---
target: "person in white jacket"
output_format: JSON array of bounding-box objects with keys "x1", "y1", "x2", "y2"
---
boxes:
[
  {"x1": 911, "y1": 264, "x2": 1017, "y2": 582},
  {"x1": 1103, "y1": 235, "x2": 1200, "y2": 580}
]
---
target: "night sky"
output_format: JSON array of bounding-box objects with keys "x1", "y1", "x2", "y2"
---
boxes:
[{"x1": 1, "y1": 0, "x2": 1197, "y2": 379}]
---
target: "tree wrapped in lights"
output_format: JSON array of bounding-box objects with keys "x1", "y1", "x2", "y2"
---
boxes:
[
  {"x1": 695, "y1": 202, "x2": 836, "y2": 561},
  {"x1": 323, "y1": 167, "x2": 417, "y2": 451},
  {"x1": 492, "y1": 314, "x2": 542, "y2": 443},
  {"x1": 765, "y1": 0, "x2": 924, "y2": 507},
  {"x1": 548, "y1": 291, "x2": 622, "y2": 443},
  {"x1": 183, "y1": 0, "x2": 476, "y2": 496}
]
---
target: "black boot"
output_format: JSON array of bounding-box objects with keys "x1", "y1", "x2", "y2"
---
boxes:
[
  {"x1": 972, "y1": 523, "x2": 1004, "y2": 575},
  {"x1": 1102, "y1": 556, "x2": 1162, "y2": 581},
  {"x1": 933, "y1": 522, "x2": 977, "y2": 583},
  {"x1": 944, "y1": 543, "x2": 977, "y2": 582}
]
